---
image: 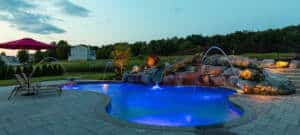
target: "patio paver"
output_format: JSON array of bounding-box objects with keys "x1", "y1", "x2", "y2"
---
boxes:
[{"x1": 0, "y1": 80, "x2": 299, "y2": 135}]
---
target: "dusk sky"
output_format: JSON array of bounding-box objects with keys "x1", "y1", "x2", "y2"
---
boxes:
[{"x1": 1, "y1": 0, "x2": 300, "y2": 55}]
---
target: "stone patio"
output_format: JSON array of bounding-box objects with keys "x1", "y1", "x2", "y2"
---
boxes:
[{"x1": 0, "y1": 80, "x2": 299, "y2": 135}]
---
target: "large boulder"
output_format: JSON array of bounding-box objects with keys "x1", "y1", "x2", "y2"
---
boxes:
[
  {"x1": 205, "y1": 55, "x2": 260, "y2": 68},
  {"x1": 239, "y1": 69, "x2": 264, "y2": 81},
  {"x1": 204, "y1": 55, "x2": 230, "y2": 66},
  {"x1": 198, "y1": 65, "x2": 226, "y2": 76},
  {"x1": 236, "y1": 80, "x2": 257, "y2": 93},
  {"x1": 125, "y1": 54, "x2": 296, "y2": 95},
  {"x1": 162, "y1": 74, "x2": 176, "y2": 85},
  {"x1": 226, "y1": 76, "x2": 240, "y2": 87},
  {"x1": 141, "y1": 73, "x2": 152, "y2": 84},
  {"x1": 210, "y1": 76, "x2": 226, "y2": 86},
  {"x1": 289, "y1": 60, "x2": 300, "y2": 69},
  {"x1": 263, "y1": 71, "x2": 296, "y2": 95},
  {"x1": 177, "y1": 72, "x2": 199, "y2": 85},
  {"x1": 222, "y1": 67, "x2": 240, "y2": 77},
  {"x1": 260, "y1": 59, "x2": 275, "y2": 68},
  {"x1": 229, "y1": 56, "x2": 251, "y2": 68}
]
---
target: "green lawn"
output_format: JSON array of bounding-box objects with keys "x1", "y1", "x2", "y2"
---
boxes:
[{"x1": 0, "y1": 72, "x2": 114, "y2": 86}]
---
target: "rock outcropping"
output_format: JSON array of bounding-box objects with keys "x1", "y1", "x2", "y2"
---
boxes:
[{"x1": 123, "y1": 55, "x2": 296, "y2": 95}]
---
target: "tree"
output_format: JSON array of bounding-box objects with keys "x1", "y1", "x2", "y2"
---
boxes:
[
  {"x1": 34, "y1": 50, "x2": 45, "y2": 63},
  {"x1": 111, "y1": 44, "x2": 131, "y2": 79},
  {"x1": 0, "y1": 58, "x2": 6, "y2": 80},
  {"x1": 39, "y1": 24, "x2": 300, "y2": 59},
  {"x1": 15, "y1": 66, "x2": 22, "y2": 74},
  {"x1": 131, "y1": 42, "x2": 146, "y2": 56},
  {"x1": 0, "y1": 52, "x2": 6, "y2": 56},
  {"x1": 33, "y1": 66, "x2": 43, "y2": 77},
  {"x1": 56, "y1": 40, "x2": 70, "y2": 60},
  {"x1": 17, "y1": 50, "x2": 29, "y2": 63},
  {"x1": 46, "y1": 41, "x2": 57, "y2": 58}
]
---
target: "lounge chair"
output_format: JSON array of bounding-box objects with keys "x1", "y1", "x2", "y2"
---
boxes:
[
  {"x1": 8, "y1": 73, "x2": 62, "y2": 101},
  {"x1": 21, "y1": 73, "x2": 62, "y2": 96},
  {"x1": 8, "y1": 74, "x2": 36, "y2": 100}
]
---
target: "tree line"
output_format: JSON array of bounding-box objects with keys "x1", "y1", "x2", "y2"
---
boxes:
[
  {"x1": 95, "y1": 25, "x2": 300, "y2": 59},
  {"x1": 9, "y1": 24, "x2": 300, "y2": 62}
]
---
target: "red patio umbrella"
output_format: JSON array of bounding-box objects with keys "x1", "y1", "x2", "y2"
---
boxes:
[{"x1": 0, "y1": 38, "x2": 55, "y2": 50}]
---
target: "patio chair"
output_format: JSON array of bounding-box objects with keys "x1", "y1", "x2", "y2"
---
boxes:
[
  {"x1": 8, "y1": 74, "x2": 36, "y2": 100},
  {"x1": 21, "y1": 73, "x2": 62, "y2": 96}
]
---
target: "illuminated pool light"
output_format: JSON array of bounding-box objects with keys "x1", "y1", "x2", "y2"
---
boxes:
[{"x1": 102, "y1": 84, "x2": 109, "y2": 93}]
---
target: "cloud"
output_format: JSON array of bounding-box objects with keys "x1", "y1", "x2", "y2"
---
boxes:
[
  {"x1": 0, "y1": 0, "x2": 35, "y2": 11},
  {"x1": 57, "y1": 0, "x2": 90, "y2": 17},
  {"x1": 2, "y1": 12, "x2": 65, "y2": 34},
  {"x1": 0, "y1": 0, "x2": 65, "y2": 34}
]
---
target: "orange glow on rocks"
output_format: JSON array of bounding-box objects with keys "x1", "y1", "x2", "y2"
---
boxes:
[
  {"x1": 275, "y1": 61, "x2": 289, "y2": 68},
  {"x1": 146, "y1": 55, "x2": 159, "y2": 68},
  {"x1": 240, "y1": 69, "x2": 252, "y2": 80}
]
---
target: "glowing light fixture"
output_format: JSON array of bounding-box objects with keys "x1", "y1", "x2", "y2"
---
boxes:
[
  {"x1": 102, "y1": 84, "x2": 109, "y2": 93},
  {"x1": 275, "y1": 61, "x2": 289, "y2": 68},
  {"x1": 240, "y1": 69, "x2": 252, "y2": 80}
]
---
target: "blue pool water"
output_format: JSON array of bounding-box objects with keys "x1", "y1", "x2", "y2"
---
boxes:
[{"x1": 62, "y1": 83, "x2": 243, "y2": 126}]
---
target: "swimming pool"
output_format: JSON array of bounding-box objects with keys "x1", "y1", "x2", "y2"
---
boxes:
[{"x1": 62, "y1": 82, "x2": 243, "y2": 127}]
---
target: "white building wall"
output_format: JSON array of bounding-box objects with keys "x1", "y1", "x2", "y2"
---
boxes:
[{"x1": 68, "y1": 46, "x2": 96, "y2": 61}]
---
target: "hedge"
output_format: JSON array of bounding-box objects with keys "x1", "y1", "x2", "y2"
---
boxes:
[{"x1": 0, "y1": 64, "x2": 65, "y2": 80}]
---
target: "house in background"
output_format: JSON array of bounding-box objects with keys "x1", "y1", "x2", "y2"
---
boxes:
[
  {"x1": 0, "y1": 56, "x2": 21, "y2": 66},
  {"x1": 68, "y1": 45, "x2": 96, "y2": 61}
]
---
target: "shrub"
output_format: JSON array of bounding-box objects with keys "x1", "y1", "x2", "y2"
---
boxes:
[
  {"x1": 5, "y1": 66, "x2": 15, "y2": 79},
  {"x1": 0, "y1": 67, "x2": 6, "y2": 80},
  {"x1": 0, "y1": 59, "x2": 5, "y2": 80},
  {"x1": 34, "y1": 50, "x2": 45, "y2": 63},
  {"x1": 47, "y1": 64, "x2": 54, "y2": 76},
  {"x1": 41, "y1": 64, "x2": 49, "y2": 76},
  {"x1": 17, "y1": 50, "x2": 29, "y2": 63},
  {"x1": 47, "y1": 64, "x2": 55, "y2": 76},
  {"x1": 33, "y1": 66, "x2": 43, "y2": 77},
  {"x1": 62, "y1": 61, "x2": 108, "y2": 73},
  {"x1": 23, "y1": 64, "x2": 33, "y2": 76},
  {"x1": 15, "y1": 66, "x2": 23, "y2": 75},
  {"x1": 111, "y1": 45, "x2": 131, "y2": 79},
  {"x1": 57, "y1": 64, "x2": 65, "y2": 75}
]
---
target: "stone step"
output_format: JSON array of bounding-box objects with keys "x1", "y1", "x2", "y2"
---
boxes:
[
  {"x1": 292, "y1": 81, "x2": 300, "y2": 85},
  {"x1": 287, "y1": 77, "x2": 300, "y2": 81},
  {"x1": 265, "y1": 67, "x2": 300, "y2": 70},
  {"x1": 291, "y1": 80, "x2": 300, "y2": 83},
  {"x1": 266, "y1": 68, "x2": 300, "y2": 73},
  {"x1": 294, "y1": 83, "x2": 300, "y2": 86},
  {"x1": 275, "y1": 71, "x2": 300, "y2": 74},
  {"x1": 279, "y1": 73, "x2": 300, "y2": 75},
  {"x1": 286, "y1": 74, "x2": 300, "y2": 76},
  {"x1": 284, "y1": 72, "x2": 300, "y2": 74},
  {"x1": 289, "y1": 81, "x2": 300, "y2": 84}
]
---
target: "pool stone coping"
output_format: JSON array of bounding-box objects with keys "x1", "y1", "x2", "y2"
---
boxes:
[{"x1": 64, "y1": 81, "x2": 256, "y2": 132}]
